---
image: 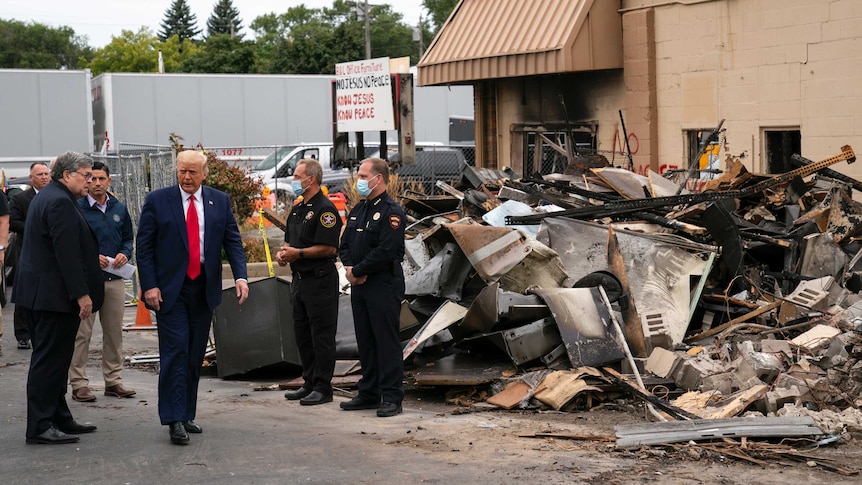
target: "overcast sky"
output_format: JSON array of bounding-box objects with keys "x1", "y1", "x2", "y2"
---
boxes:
[{"x1": 3, "y1": 1, "x2": 426, "y2": 48}]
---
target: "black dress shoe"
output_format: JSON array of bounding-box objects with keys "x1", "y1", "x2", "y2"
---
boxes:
[
  {"x1": 17, "y1": 339, "x2": 31, "y2": 350},
  {"x1": 169, "y1": 422, "x2": 189, "y2": 445},
  {"x1": 26, "y1": 426, "x2": 80, "y2": 444},
  {"x1": 377, "y1": 401, "x2": 402, "y2": 417},
  {"x1": 57, "y1": 419, "x2": 97, "y2": 434},
  {"x1": 183, "y1": 420, "x2": 202, "y2": 433},
  {"x1": 299, "y1": 391, "x2": 333, "y2": 406},
  {"x1": 340, "y1": 395, "x2": 380, "y2": 410},
  {"x1": 284, "y1": 387, "x2": 311, "y2": 400}
]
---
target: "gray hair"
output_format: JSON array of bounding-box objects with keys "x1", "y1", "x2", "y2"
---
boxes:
[
  {"x1": 297, "y1": 158, "x2": 323, "y2": 185},
  {"x1": 51, "y1": 151, "x2": 93, "y2": 181}
]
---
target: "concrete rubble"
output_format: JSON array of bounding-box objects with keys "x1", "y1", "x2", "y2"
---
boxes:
[
  {"x1": 384, "y1": 145, "x2": 862, "y2": 450},
  {"x1": 242, "y1": 145, "x2": 862, "y2": 462}
]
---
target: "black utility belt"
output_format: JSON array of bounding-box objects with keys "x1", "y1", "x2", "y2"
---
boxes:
[{"x1": 292, "y1": 263, "x2": 336, "y2": 279}]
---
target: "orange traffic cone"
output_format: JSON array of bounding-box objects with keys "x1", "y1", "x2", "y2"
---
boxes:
[{"x1": 124, "y1": 293, "x2": 157, "y2": 331}]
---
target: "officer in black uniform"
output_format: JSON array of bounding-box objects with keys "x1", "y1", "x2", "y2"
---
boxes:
[
  {"x1": 339, "y1": 157, "x2": 406, "y2": 417},
  {"x1": 277, "y1": 158, "x2": 343, "y2": 406}
]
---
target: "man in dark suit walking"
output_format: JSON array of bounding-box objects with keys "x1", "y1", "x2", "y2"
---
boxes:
[
  {"x1": 15, "y1": 152, "x2": 104, "y2": 444},
  {"x1": 8, "y1": 161, "x2": 51, "y2": 350},
  {"x1": 136, "y1": 150, "x2": 249, "y2": 445}
]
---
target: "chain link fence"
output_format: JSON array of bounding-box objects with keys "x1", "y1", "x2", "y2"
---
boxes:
[
  {"x1": 89, "y1": 145, "x2": 174, "y2": 304},
  {"x1": 392, "y1": 146, "x2": 474, "y2": 195}
]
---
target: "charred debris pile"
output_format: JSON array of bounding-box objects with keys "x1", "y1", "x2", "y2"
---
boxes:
[{"x1": 394, "y1": 145, "x2": 862, "y2": 453}]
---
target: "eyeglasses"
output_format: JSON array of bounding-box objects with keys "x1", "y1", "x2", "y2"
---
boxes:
[{"x1": 71, "y1": 171, "x2": 93, "y2": 181}]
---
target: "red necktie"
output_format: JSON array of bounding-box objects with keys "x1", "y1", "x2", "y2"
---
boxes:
[{"x1": 186, "y1": 194, "x2": 201, "y2": 280}]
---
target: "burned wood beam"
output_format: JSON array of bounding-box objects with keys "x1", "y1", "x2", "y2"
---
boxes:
[
  {"x1": 738, "y1": 231, "x2": 797, "y2": 249},
  {"x1": 507, "y1": 145, "x2": 856, "y2": 225},
  {"x1": 509, "y1": 180, "x2": 705, "y2": 234},
  {"x1": 684, "y1": 301, "x2": 782, "y2": 343},
  {"x1": 607, "y1": 227, "x2": 648, "y2": 358},
  {"x1": 261, "y1": 207, "x2": 286, "y2": 231},
  {"x1": 511, "y1": 178, "x2": 619, "y2": 203},
  {"x1": 518, "y1": 432, "x2": 615, "y2": 441},
  {"x1": 603, "y1": 368, "x2": 701, "y2": 420},
  {"x1": 619, "y1": 211, "x2": 708, "y2": 236},
  {"x1": 506, "y1": 180, "x2": 584, "y2": 209}
]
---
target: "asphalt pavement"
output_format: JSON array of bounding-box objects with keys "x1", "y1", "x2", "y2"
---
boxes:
[{"x1": 0, "y1": 298, "x2": 511, "y2": 484}]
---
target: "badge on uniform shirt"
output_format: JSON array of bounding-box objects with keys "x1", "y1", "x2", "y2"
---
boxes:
[
  {"x1": 305, "y1": 211, "x2": 315, "y2": 220},
  {"x1": 389, "y1": 214, "x2": 401, "y2": 229},
  {"x1": 113, "y1": 214, "x2": 121, "y2": 223},
  {"x1": 320, "y1": 211, "x2": 337, "y2": 228},
  {"x1": 373, "y1": 212, "x2": 380, "y2": 221}
]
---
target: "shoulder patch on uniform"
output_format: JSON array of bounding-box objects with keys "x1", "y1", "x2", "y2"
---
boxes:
[
  {"x1": 320, "y1": 211, "x2": 337, "y2": 228},
  {"x1": 389, "y1": 214, "x2": 401, "y2": 230}
]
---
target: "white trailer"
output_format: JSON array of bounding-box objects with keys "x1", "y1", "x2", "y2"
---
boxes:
[
  {"x1": 91, "y1": 72, "x2": 472, "y2": 151},
  {"x1": 0, "y1": 69, "x2": 94, "y2": 177}
]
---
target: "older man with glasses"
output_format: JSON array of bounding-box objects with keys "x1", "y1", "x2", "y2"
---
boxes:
[{"x1": 14, "y1": 152, "x2": 104, "y2": 445}]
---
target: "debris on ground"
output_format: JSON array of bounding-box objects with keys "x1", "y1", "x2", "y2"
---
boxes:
[
  {"x1": 233, "y1": 144, "x2": 862, "y2": 473},
  {"x1": 373, "y1": 145, "x2": 862, "y2": 472}
]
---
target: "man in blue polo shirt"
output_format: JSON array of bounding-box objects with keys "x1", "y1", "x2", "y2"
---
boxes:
[{"x1": 69, "y1": 161, "x2": 136, "y2": 402}]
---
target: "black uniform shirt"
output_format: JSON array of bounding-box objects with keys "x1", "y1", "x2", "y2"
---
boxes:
[
  {"x1": 285, "y1": 190, "x2": 343, "y2": 273},
  {"x1": 339, "y1": 191, "x2": 405, "y2": 278}
]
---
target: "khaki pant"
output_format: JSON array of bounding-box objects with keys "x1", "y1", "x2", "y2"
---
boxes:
[{"x1": 69, "y1": 279, "x2": 126, "y2": 389}]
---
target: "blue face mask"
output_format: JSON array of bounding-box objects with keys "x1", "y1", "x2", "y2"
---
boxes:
[
  {"x1": 356, "y1": 175, "x2": 378, "y2": 198},
  {"x1": 291, "y1": 176, "x2": 309, "y2": 196}
]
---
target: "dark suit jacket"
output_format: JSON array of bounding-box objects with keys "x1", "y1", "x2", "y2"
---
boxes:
[
  {"x1": 8, "y1": 188, "x2": 37, "y2": 269},
  {"x1": 9, "y1": 187, "x2": 36, "y2": 234},
  {"x1": 136, "y1": 185, "x2": 247, "y2": 313},
  {"x1": 13, "y1": 181, "x2": 104, "y2": 313}
]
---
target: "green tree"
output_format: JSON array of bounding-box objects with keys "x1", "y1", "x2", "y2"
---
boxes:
[
  {"x1": 366, "y1": 4, "x2": 414, "y2": 61},
  {"x1": 249, "y1": 0, "x2": 418, "y2": 74},
  {"x1": 206, "y1": 0, "x2": 243, "y2": 38},
  {"x1": 0, "y1": 18, "x2": 92, "y2": 69},
  {"x1": 158, "y1": 0, "x2": 202, "y2": 42},
  {"x1": 422, "y1": 0, "x2": 458, "y2": 34},
  {"x1": 177, "y1": 34, "x2": 255, "y2": 73},
  {"x1": 83, "y1": 27, "x2": 198, "y2": 76},
  {"x1": 278, "y1": 4, "x2": 362, "y2": 74},
  {"x1": 247, "y1": 13, "x2": 282, "y2": 73}
]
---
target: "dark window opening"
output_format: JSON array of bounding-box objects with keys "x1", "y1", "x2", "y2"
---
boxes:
[{"x1": 764, "y1": 129, "x2": 801, "y2": 174}]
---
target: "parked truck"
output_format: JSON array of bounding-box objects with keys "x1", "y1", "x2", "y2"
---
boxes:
[{"x1": 0, "y1": 69, "x2": 94, "y2": 178}]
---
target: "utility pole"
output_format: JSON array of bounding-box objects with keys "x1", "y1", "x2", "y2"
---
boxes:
[
  {"x1": 364, "y1": 0, "x2": 371, "y2": 59},
  {"x1": 415, "y1": 15, "x2": 425, "y2": 59}
]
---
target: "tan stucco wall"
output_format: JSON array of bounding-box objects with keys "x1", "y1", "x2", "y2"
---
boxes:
[
  {"x1": 622, "y1": 8, "x2": 659, "y2": 174},
  {"x1": 480, "y1": 0, "x2": 862, "y2": 179},
  {"x1": 643, "y1": 0, "x2": 862, "y2": 176}
]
